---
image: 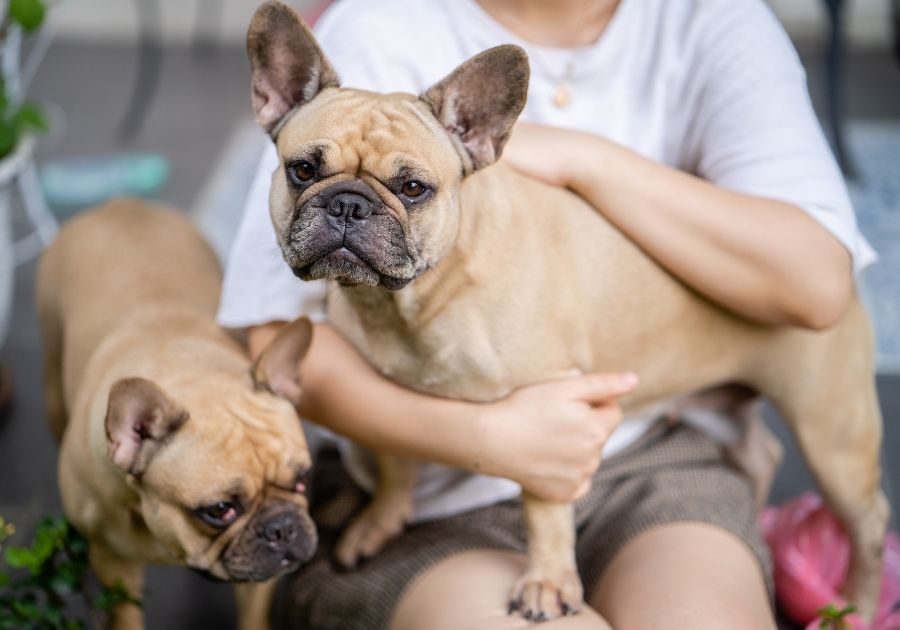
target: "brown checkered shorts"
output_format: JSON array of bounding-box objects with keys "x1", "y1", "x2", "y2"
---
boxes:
[{"x1": 272, "y1": 423, "x2": 772, "y2": 629}]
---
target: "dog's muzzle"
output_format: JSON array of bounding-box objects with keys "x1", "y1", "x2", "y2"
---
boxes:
[
  {"x1": 221, "y1": 503, "x2": 317, "y2": 582},
  {"x1": 288, "y1": 182, "x2": 415, "y2": 290}
]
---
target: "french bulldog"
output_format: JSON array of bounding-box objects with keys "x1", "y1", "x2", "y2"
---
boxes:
[
  {"x1": 36, "y1": 200, "x2": 316, "y2": 630},
  {"x1": 247, "y1": 2, "x2": 888, "y2": 622}
]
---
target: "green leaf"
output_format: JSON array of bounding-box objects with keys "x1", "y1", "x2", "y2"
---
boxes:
[
  {"x1": 0, "y1": 122, "x2": 17, "y2": 159},
  {"x1": 3, "y1": 546, "x2": 36, "y2": 572},
  {"x1": 13, "y1": 103, "x2": 47, "y2": 132},
  {"x1": 8, "y1": 0, "x2": 46, "y2": 33},
  {"x1": 48, "y1": 562, "x2": 81, "y2": 594},
  {"x1": 94, "y1": 579, "x2": 142, "y2": 611},
  {"x1": 818, "y1": 603, "x2": 856, "y2": 629},
  {"x1": 11, "y1": 598, "x2": 41, "y2": 620}
]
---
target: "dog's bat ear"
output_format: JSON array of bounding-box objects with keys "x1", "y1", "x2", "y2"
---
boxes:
[
  {"x1": 246, "y1": 1, "x2": 340, "y2": 136},
  {"x1": 421, "y1": 45, "x2": 530, "y2": 171},
  {"x1": 252, "y1": 317, "x2": 313, "y2": 406},
  {"x1": 105, "y1": 377, "x2": 189, "y2": 476}
]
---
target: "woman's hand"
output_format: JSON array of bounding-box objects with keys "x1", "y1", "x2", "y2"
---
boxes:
[{"x1": 477, "y1": 372, "x2": 638, "y2": 503}]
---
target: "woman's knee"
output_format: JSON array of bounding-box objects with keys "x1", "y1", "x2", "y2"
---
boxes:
[
  {"x1": 391, "y1": 550, "x2": 612, "y2": 630},
  {"x1": 589, "y1": 523, "x2": 775, "y2": 630}
]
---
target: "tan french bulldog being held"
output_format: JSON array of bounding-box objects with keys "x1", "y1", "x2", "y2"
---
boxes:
[
  {"x1": 247, "y1": 2, "x2": 888, "y2": 622},
  {"x1": 36, "y1": 200, "x2": 316, "y2": 630}
]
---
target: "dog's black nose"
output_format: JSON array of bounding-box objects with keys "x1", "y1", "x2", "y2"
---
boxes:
[
  {"x1": 328, "y1": 192, "x2": 373, "y2": 221},
  {"x1": 262, "y1": 512, "x2": 300, "y2": 544}
]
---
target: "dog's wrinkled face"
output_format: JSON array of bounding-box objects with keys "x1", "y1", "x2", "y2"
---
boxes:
[
  {"x1": 247, "y1": 1, "x2": 529, "y2": 290},
  {"x1": 270, "y1": 91, "x2": 465, "y2": 290},
  {"x1": 105, "y1": 318, "x2": 317, "y2": 581}
]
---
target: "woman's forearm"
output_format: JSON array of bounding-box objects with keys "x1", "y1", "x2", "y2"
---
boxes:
[
  {"x1": 503, "y1": 125, "x2": 854, "y2": 330},
  {"x1": 572, "y1": 137, "x2": 853, "y2": 329},
  {"x1": 295, "y1": 324, "x2": 492, "y2": 471}
]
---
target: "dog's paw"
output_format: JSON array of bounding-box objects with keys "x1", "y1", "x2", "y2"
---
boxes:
[
  {"x1": 334, "y1": 500, "x2": 410, "y2": 569},
  {"x1": 508, "y1": 567, "x2": 583, "y2": 623}
]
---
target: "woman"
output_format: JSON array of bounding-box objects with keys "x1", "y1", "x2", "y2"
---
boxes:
[{"x1": 219, "y1": 0, "x2": 874, "y2": 627}]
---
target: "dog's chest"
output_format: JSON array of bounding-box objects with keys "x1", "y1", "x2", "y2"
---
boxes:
[{"x1": 327, "y1": 288, "x2": 516, "y2": 402}]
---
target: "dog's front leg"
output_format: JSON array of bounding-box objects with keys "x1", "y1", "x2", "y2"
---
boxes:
[
  {"x1": 89, "y1": 544, "x2": 145, "y2": 630},
  {"x1": 234, "y1": 579, "x2": 277, "y2": 630},
  {"x1": 511, "y1": 496, "x2": 581, "y2": 621},
  {"x1": 335, "y1": 454, "x2": 418, "y2": 568}
]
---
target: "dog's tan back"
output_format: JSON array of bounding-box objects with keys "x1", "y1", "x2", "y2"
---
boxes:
[{"x1": 36, "y1": 199, "x2": 222, "y2": 437}]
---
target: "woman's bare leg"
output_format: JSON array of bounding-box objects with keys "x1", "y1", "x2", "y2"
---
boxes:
[
  {"x1": 589, "y1": 523, "x2": 775, "y2": 630},
  {"x1": 391, "y1": 550, "x2": 612, "y2": 630}
]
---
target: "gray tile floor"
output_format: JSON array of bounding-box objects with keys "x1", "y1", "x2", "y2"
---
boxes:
[{"x1": 0, "y1": 40, "x2": 898, "y2": 628}]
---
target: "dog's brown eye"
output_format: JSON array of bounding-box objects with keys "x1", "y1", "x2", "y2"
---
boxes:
[
  {"x1": 196, "y1": 501, "x2": 241, "y2": 529},
  {"x1": 289, "y1": 160, "x2": 316, "y2": 184},
  {"x1": 401, "y1": 180, "x2": 426, "y2": 198}
]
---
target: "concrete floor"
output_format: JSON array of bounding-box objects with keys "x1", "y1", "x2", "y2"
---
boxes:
[{"x1": 0, "y1": 39, "x2": 898, "y2": 628}]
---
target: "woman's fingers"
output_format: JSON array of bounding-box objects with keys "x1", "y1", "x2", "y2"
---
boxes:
[
  {"x1": 480, "y1": 371, "x2": 639, "y2": 502},
  {"x1": 573, "y1": 479, "x2": 593, "y2": 501},
  {"x1": 566, "y1": 372, "x2": 639, "y2": 404}
]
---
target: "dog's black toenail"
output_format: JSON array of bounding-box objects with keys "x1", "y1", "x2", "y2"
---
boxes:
[
  {"x1": 508, "y1": 600, "x2": 520, "y2": 615},
  {"x1": 534, "y1": 611, "x2": 546, "y2": 623}
]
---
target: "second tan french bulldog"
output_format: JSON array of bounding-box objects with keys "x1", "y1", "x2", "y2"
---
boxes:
[
  {"x1": 36, "y1": 200, "x2": 316, "y2": 630},
  {"x1": 247, "y1": 2, "x2": 888, "y2": 621}
]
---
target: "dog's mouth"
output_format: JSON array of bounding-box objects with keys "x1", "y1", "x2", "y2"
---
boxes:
[{"x1": 293, "y1": 248, "x2": 412, "y2": 290}]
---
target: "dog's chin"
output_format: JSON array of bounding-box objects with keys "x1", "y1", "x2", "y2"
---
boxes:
[
  {"x1": 190, "y1": 557, "x2": 304, "y2": 583},
  {"x1": 293, "y1": 248, "x2": 412, "y2": 291}
]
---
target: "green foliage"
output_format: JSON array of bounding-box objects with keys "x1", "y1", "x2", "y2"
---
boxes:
[
  {"x1": 0, "y1": 0, "x2": 49, "y2": 160},
  {"x1": 0, "y1": 516, "x2": 142, "y2": 630},
  {"x1": 8, "y1": 0, "x2": 46, "y2": 34},
  {"x1": 818, "y1": 603, "x2": 856, "y2": 630},
  {"x1": 0, "y1": 81, "x2": 47, "y2": 160},
  {"x1": 93, "y1": 580, "x2": 141, "y2": 612}
]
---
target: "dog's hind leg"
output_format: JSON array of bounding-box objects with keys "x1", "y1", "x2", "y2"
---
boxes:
[
  {"x1": 786, "y1": 384, "x2": 887, "y2": 621},
  {"x1": 723, "y1": 397, "x2": 784, "y2": 512},
  {"x1": 35, "y1": 248, "x2": 67, "y2": 442},
  {"x1": 764, "y1": 304, "x2": 888, "y2": 621}
]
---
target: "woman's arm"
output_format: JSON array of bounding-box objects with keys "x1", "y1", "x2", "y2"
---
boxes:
[
  {"x1": 250, "y1": 322, "x2": 637, "y2": 502},
  {"x1": 501, "y1": 124, "x2": 853, "y2": 331}
]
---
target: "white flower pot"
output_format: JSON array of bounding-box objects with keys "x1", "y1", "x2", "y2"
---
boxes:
[{"x1": 0, "y1": 136, "x2": 34, "y2": 348}]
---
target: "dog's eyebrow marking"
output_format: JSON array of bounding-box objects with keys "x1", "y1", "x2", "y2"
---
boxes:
[
  {"x1": 282, "y1": 143, "x2": 328, "y2": 168},
  {"x1": 390, "y1": 161, "x2": 436, "y2": 190}
]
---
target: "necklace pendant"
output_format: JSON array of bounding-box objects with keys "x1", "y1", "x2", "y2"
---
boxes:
[{"x1": 553, "y1": 83, "x2": 572, "y2": 108}]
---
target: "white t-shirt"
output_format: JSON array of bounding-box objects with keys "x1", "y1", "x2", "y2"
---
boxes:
[{"x1": 218, "y1": 0, "x2": 876, "y2": 521}]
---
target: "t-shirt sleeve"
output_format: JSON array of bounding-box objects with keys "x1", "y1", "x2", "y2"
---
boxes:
[
  {"x1": 686, "y1": 0, "x2": 875, "y2": 271},
  {"x1": 217, "y1": 0, "x2": 431, "y2": 329}
]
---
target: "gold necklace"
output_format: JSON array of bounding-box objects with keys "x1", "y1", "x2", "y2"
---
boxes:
[
  {"x1": 553, "y1": 60, "x2": 576, "y2": 108},
  {"x1": 550, "y1": 1, "x2": 606, "y2": 109}
]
